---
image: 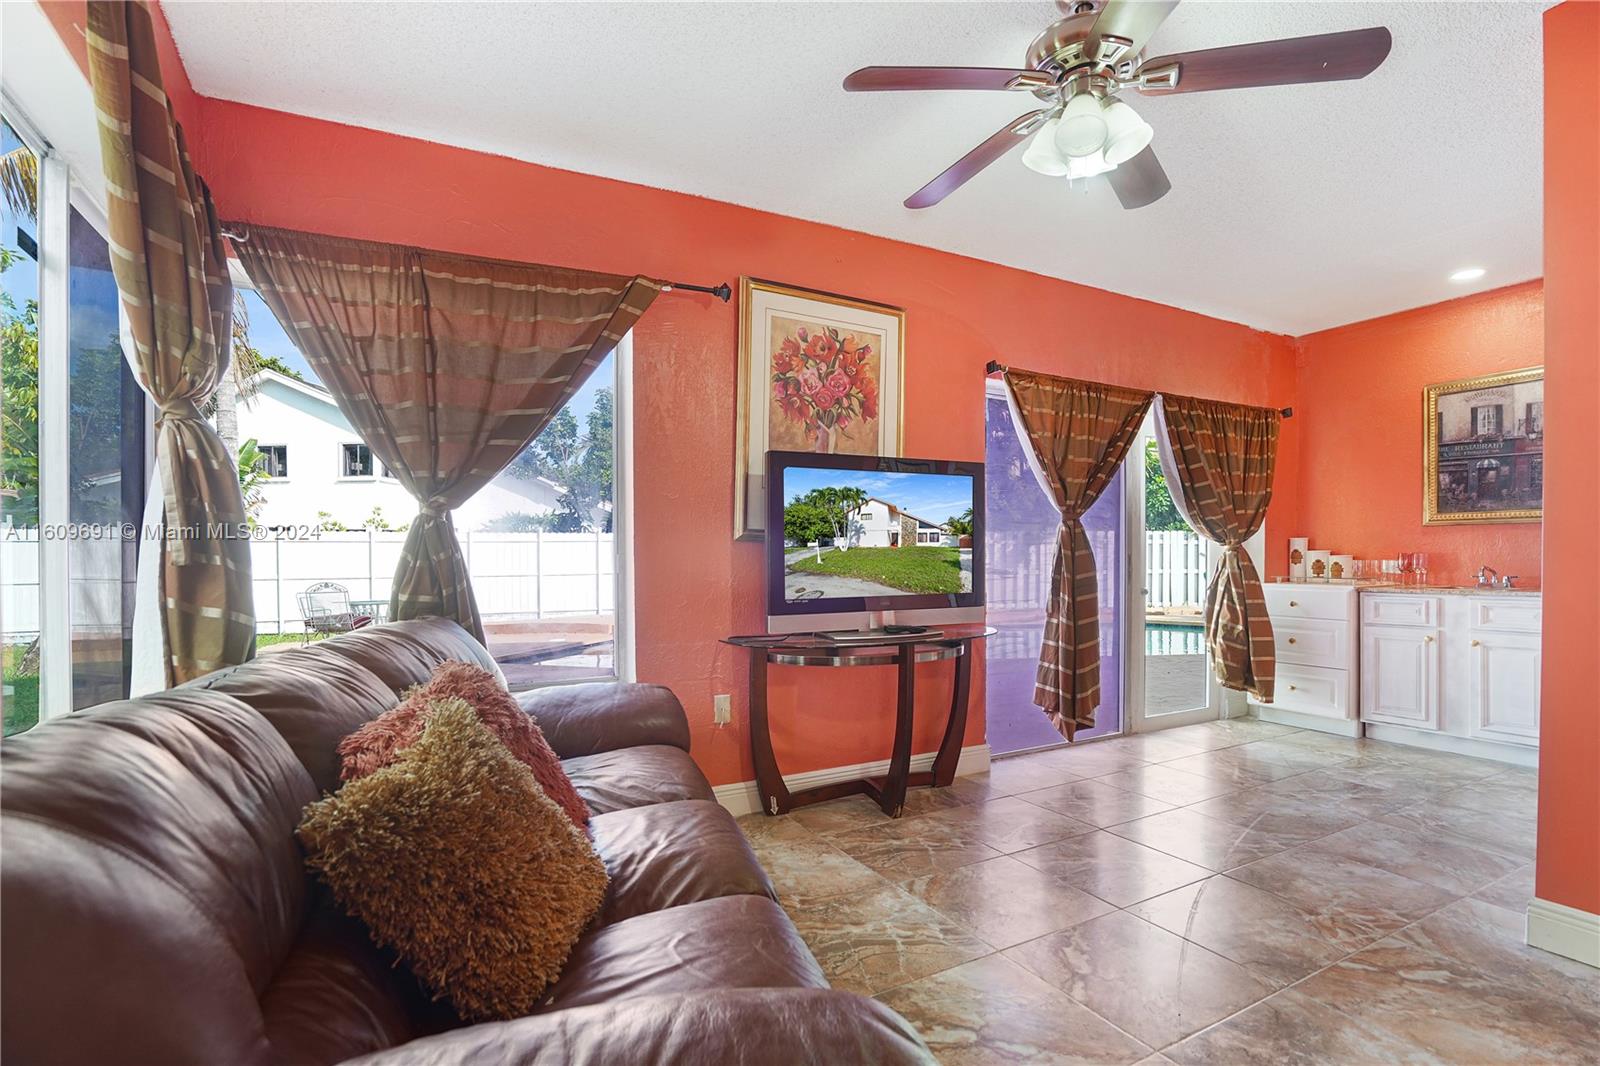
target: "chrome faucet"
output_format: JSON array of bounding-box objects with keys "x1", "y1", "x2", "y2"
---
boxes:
[{"x1": 1476, "y1": 565, "x2": 1498, "y2": 588}]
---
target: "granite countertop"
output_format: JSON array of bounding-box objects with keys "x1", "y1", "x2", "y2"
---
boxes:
[{"x1": 1356, "y1": 583, "x2": 1542, "y2": 598}]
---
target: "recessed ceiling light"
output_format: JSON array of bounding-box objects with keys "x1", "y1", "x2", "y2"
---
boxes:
[{"x1": 1449, "y1": 267, "x2": 1487, "y2": 283}]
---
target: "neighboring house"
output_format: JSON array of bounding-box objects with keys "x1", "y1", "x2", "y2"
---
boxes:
[
  {"x1": 237, "y1": 370, "x2": 584, "y2": 531},
  {"x1": 845, "y1": 497, "x2": 950, "y2": 548}
]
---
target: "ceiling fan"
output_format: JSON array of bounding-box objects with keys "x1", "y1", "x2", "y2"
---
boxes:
[{"x1": 843, "y1": 0, "x2": 1392, "y2": 210}]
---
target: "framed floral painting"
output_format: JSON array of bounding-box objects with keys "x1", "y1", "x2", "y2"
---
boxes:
[{"x1": 735, "y1": 278, "x2": 904, "y2": 538}]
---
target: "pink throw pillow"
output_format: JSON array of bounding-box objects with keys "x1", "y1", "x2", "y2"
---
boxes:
[{"x1": 338, "y1": 661, "x2": 590, "y2": 828}]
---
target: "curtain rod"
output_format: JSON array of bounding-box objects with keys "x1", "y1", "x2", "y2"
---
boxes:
[
  {"x1": 219, "y1": 225, "x2": 731, "y2": 303},
  {"x1": 985, "y1": 360, "x2": 1293, "y2": 419}
]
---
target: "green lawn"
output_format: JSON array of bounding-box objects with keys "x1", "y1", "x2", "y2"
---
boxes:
[
  {"x1": 789, "y1": 546, "x2": 966, "y2": 595},
  {"x1": 3, "y1": 645, "x2": 39, "y2": 737}
]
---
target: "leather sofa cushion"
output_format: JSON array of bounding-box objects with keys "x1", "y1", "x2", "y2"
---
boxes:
[
  {"x1": 184, "y1": 644, "x2": 397, "y2": 793},
  {"x1": 561, "y1": 745, "x2": 715, "y2": 815},
  {"x1": 517, "y1": 682, "x2": 690, "y2": 757},
  {"x1": 538, "y1": 895, "x2": 827, "y2": 1012},
  {"x1": 319, "y1": 617, "x2": 502, "y2": 695},
  {"x1": 590, "y1": 800, "x2": 776, "y2": 925},
  {"x1": 0, "y1": 691, "x2": 317, "y2": 1066}
]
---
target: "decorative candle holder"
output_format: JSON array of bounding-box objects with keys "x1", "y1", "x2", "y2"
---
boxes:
[
  {"x1": 1289, "y1": 537, "x2": 1308, "y2": 581},
  {"x1": 1307, "y1": 549, "x2": 1331, "y2": 583}
]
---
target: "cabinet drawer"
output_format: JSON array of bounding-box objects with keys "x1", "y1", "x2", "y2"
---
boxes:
[
  {"x1": 1361, "y1": 594, "x2": 1440, "y2": 628},
  {"x1": 1470, "y1": 597, "x2": 1543, "y2": 634},
  {"x1": 1275, "y1": 617, "x2": 1349, "y2": 668},
  {"x1": 1265, "y1": 585, "x2": 1353, "y2": 622},
  {"x1": 1273, "y1": 663, "x2": 1352, "y2": 718}
]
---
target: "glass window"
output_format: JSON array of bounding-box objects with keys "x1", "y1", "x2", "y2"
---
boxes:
[
  {"x1": 67, "y1": 204, "x2": 144, "y2": 710},
  {"x1": 341, "y1": 442, "x2": 373, "y2": 477},
  {"x1": 259, "y1": 444, "x2": 288, "y2": 478},
  {"x1": 2, "y1": 117, "x2": 40, "y2": 735}
]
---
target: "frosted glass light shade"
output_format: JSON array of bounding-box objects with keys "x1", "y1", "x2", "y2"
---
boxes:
[
  {"x1": 1065, "y1": 148, "x2": 1115, "y2": 180},
  {"x1": 1021, "y1": 118, "x2": 1069, "y2": 176},
  {"x1": 1055, "y1": 93, "x2": 1109, "y2": 158},
  {"x1": 1102, "y1": 99, "x2": 1154, "y2": 165}
]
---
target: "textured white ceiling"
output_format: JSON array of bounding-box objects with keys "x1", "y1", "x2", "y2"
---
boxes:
[{"x1": 162, "y1": 1, "x2": 1548, "y2": 334}]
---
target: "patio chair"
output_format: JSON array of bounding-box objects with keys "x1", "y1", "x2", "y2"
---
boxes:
[{"x1": 296, "y1": 582, "x2": 374, "y2": 642}]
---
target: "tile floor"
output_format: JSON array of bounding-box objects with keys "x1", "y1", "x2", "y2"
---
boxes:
[{"x1": 737, "y1": 718, "x2": 1599, "y2": 1065}]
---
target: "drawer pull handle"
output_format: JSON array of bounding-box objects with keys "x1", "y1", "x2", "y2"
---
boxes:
[
  {"x1": 1471, "y1": 639, "x2": 1481, "y2": 647},
  {"x1": 1289, "y1": 600, "x2": 1299, "y2": 607},
  {"x1": 1288, "y1": 684, "x2": 1297, "y2": 691},
  {"x1": 1286, "y1": 637, "x2": 1297, "y2": 645},
  {"x1": 1424, "y1": 635, "x2": 1435, "y2": 644}
]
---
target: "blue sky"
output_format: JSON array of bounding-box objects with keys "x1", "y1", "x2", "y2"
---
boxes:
[{"x1": 782, "y1": 467, "x2": 975, "y2": 527}]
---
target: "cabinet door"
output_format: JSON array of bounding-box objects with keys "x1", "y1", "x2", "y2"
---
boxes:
[
  {"x1": 1360, "y1": 624, "x2": 1440, "y2": 730},
  {"x1": 1469, "y1": 631, "x2": 1541, "y2": 746}
]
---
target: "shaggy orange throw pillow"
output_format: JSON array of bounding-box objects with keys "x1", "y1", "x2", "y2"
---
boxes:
[
  {"x1": 298, "y1": 697, "x2": 608, "y2": 1022},
  {"x1": 338, "y1": 660, "x2": 590, "y2": 828}
]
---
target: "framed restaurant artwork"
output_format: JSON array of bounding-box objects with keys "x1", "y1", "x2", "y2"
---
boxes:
[
  {"x1": 1423, "y1": 366, "x2": 1544, "y2": 525},
  {"x1": 734, "y1": 278, "x2": 904, "y2": 539}
]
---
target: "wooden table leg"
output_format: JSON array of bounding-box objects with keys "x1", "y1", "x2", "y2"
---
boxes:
[
  {"x1": 747, "y1": 652, "x2": 793, "y2": 816},
  {"x1": 932, "y1": 640, "x2": 972, "y2": 787},
  {"x1": 878, "y1": 642, "x2": 917, "y2": 817}
]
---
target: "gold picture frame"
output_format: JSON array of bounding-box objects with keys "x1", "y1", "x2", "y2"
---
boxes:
[
  {"x1": 734, "y1": 277, "x2": 905, "y2": 540},
  {"x1": 1423, "y1": 366, "x2": 1544, "y2": 525}
]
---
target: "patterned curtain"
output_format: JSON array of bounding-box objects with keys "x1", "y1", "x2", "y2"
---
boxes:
[
  {"x1": 1005, "y1": 371, "x2": 1153, "y2": 738},
  {"x1": 86, "y1": 0, "x2": 255, "y2": 685},
  {"x1": 233, "y1": 225, "x2": 660, "y2": 643},
  {"x1": 1154, "y1": 394, "x2": 1281, "y2": 701}
]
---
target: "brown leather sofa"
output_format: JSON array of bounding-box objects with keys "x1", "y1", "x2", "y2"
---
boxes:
[{"x1": 1, "y1": 618, "x2": 932, "y2": 1065}]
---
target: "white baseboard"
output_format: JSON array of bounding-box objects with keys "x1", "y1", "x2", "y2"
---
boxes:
[
  {"x1": 1253, "y1": 704, "x2": 1363, "y2": 737},
  {"x1": 714, "y1": 743, "x2": 992, "y2": 819},
  {"x1": 1527, "y1": 897, "x2": 1600, "y2": 968},
  {"x1": 1361, "y1": 723, "x2": 1537, "y2": 768}
]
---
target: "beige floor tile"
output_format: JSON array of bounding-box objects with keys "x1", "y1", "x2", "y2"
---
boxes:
[
  {"x1": 941, "y1": 772, "x2": 1008, "y2": 805},
  {"x1": 1257, "y1": 769, "x2": 1412, "y2": 818},
  {"x1": 1041, "y1": 742, "x2": 1155, "y2": 778},
  {"x1": 1225, "y1": 738, "x2": 1359, "y2": 773},
  {"x1": 1378, "y1": 801, "x2": 1537, "y2": 861},
  {"x1": 988, "y1": 753, "x2": 1086, "y2": 796},
  {"x1": 752, "y1": 837, "x2": 889, "y2": 908},
  {"x1": 902, "y1": 855, "x2": 1116, "y2": 950},
  {"x1": 1471, "y1": 863, "x2": 1535, "y2": 915},
  {"x1": 1165, "y1": 987, "x2": 1439, "y2": 1065},
  {"x1": 1434, "y1": 774, "x2": 1539, "y2": 820},
  {"x1": 1298, "y1": 820, "x2": 1527, "y2": 895},
  {"x1": 1108, "y1": 807, "x2": 1322, "y2": 871},
  {"x1": 735, "y1": 811, "x2": 815, "y2": 848},
  {"x1": 1096, "y1": 763, "x2": 1243, "y2": 805},
  {"x1": 1021, "y1": 779, "x2": 1177, "y2": 827},
  {"x1": 1159, "y1": 749, "x2": 1305, "y2": 788},
  {"x1": 1193, "y1": 718, "x2": 1303, "y2": 744},
  {"x1": 1005, "y1": 910, "x2": 1274, "y2": 1049},
  {"x1": 787, "y1": 881, "x2": 990, "y2": 995},
  {"x1": 1293, "y1": 913, "x2": 1600, "y2": 1064},
  {"x1": 790, "y1": 795, "x2": 899, "y2": 836},
  {"x1": 1099, "y1": 732, "x2": 1216, "y2": 763},
  {"x1": 876, "y1": 954, "x2": 1152, "y2": 1066},
  {"x1": 899, "y1": 784, "x2": 973, "y2": 818},
  {"x1": 1130, "y1": 876, "x2": 1350, "y2": 986},
  {"x1": 919, "y1": 795, "x2": 1096, "y2": 854},
  {"x1": 1227, "y1": 847, "x2": 1457, "y2": 953},
  {"x1": 832, "y1": 812, "x2": 1003, "y2": 881},
  {"x1": 1013, "y1": 831, "x2": 1211, "y2": 907}
]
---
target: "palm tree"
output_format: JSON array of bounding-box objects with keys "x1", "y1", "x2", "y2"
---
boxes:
[{"x1": 2, "y1": 145, "x2": 37, "y2": 221}]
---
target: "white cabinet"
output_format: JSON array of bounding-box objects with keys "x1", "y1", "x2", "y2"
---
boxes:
[
  {"x1": 1360, "y1": 623, "x2": 1440, "y2": 730},
  {"x1": 1468, "y1": 627, "x2": 1542, "y2": 747},
  {"x1": 1359, "y1": 590, "x2": 1540, "y2": 763},
  {"x1": 1251, "y1": 584, "x2": 1360, "y2": 734}
]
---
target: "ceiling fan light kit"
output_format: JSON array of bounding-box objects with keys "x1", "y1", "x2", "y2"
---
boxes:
[{"x1": 842, "y1": 0, "x2": 1393, "y2": 210}]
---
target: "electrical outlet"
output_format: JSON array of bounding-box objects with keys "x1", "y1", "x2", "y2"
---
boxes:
[{"x1": 712, "y1": 694, "x2": 732, "y2": 726}]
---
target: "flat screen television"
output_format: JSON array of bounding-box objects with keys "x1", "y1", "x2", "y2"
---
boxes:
[{"x1": 765, "y1": 450, "x2": 985, "y2": 633}]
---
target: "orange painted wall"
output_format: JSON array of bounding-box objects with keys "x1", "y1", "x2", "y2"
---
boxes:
[
  {"x1": 1536, "y1": 1, "x2": 1600, "y2": 918},
  {"x1": 39, "y1": 0, "x2": 203, "y2": 133},
  {"x1": 164, "y1": 96, "x2": 1297, "y2": 786},
  {"x1": 1294, "y1": 282, "x2": 1545, "y2": 587}
]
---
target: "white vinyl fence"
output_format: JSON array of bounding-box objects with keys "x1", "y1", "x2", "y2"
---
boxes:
[
  {"x1": 1145, "y1": 530, "x2": 1208, "y2": 609},
  {"x1": 1, "y1": 529, "x2": 614, "y2": 640}
]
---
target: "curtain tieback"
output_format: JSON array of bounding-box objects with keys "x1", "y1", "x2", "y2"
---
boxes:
[
  {"x1": 419, "y1": 497, "x2": 450, "y2": 517},
  {"x1": 155, "y1": 398, "x2": 204, "y2": 424}
]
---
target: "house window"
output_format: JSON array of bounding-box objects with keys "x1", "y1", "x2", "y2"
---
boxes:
[
  {"x1": 341, "y1": 442, "x2": 373, "y2": 478},
  {"x1": 259, "y1": 445, "x2": 288, "y2": 478},
  {"x1": 1472, "y1": 404, "x2": 1503, "y2": 437},
  {"x1": 1525, "y1": 401, "x2": 1544, "y2": 435}
]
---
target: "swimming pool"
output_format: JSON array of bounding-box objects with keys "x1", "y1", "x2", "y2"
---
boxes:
[{"x1": 1147, "y1": 622, "x2": 1205, "y2": 656}]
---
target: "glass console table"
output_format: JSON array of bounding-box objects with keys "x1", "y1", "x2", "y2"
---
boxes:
[{"x1": 722, "y1": 625, "x2": 994, "y2": 818}]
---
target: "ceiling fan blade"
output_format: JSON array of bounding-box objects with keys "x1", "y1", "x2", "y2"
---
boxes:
[
  {"x1": 1135, "y1": 26, "x2": 1392, "y2": 94},
  {"x1": 1088, "y1": 0, "x2": 1181, "y2": 62},
  {"x1": 844, "y1": 66, "x2": 1058, "y2": 92},
  {"x1": 905, "y1": 110, "x2": 1050, "y2": 209},
  {"x1": 1106, "y1": 146, "x2": 1171, "y2": 209}
]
